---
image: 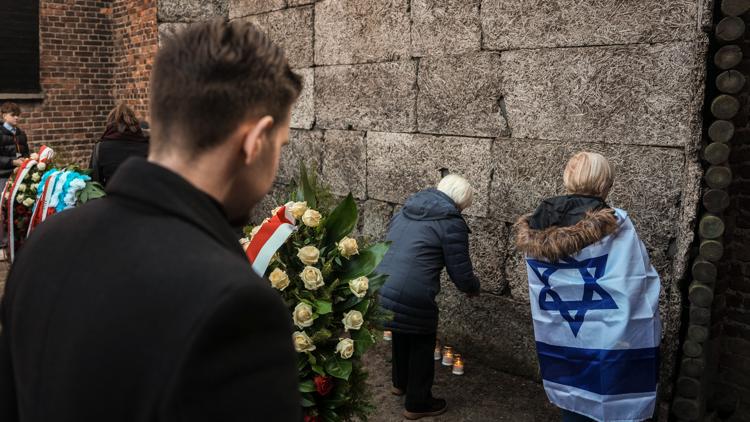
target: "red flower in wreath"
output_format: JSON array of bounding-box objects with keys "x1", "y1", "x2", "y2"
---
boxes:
[
  {"x1": 304, "y1": 415, "x2": 320, "y2": 422},
  {"x1": 313, "y1": 375, "x2": 333, "y2": 396}
]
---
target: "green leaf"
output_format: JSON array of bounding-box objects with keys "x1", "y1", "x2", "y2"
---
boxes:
[
  {"x1": 301, "y1": 393, "x2": 316, "y2": 407},
  {"x1": 340, "y1": 242, "x2": 390, "y2": 279},
  {"x1": 311, "y1": 363, "x2": 325, "y2": 376},
  {"x1": 311, "y1": 328, "x2": 332, "y2": 343},
  {"x1": 354, "y1": 327, "x2": 375, "y2": 356},
  {"x1": 354, "y1": 299, "x2": 370, "y2": 315},
  {"x1": 299, "y1": 163, "x2": 317, "y2": 209},
  {"x1": 315, "y1": 300, "x2": 333, "y2": 315},
  {"x1": 367, "y1": 273, "x2": 389, "y2": 293},
  {"x1": 299, "y1": 379, "x2": 317, "y2": 393},
  {"x1": 333, "y1": 294, "x2": 363, "y2": 312},
  {"x1": 324, "y1": 193, "x2": 358, "y2": 244},
  {"x1": 325, "y1": 358, "x2": 353, "y2": 380}
]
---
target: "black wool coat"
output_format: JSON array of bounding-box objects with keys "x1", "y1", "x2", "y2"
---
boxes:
[
  {"x1": 0, "y1": 125, "x2": 30, "y2": 178},
  {"x1": 0, "y1": 158, "x2": 301, "y2": 422},
  {"x1": 378, "y1": 189, "x2": 480, "y2": 334}
]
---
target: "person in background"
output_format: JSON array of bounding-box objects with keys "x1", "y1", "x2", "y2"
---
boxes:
[
  {"x1": 515, "y1": 152, "x2": 661, "y2": 422},
  {"x1": 89, "y1": 103, "x2": 149, "y2": 186},
  {"x1": 0, "y1": 102, "x2": 30, "y2": 257},
  {"x1": 0, "y1": 20, "x2": 303, "y2": 421},
  {"x1": 377, "y1": 174, "x2": 481, "y2": 420}
]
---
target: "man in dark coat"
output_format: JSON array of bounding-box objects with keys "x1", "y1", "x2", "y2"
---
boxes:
[
  {"x1": 378, "y1": 174, "x2": 481, "y2": 420},
  {"x1": 0, "y1": 20, "x2": 303, "y2": 422}
]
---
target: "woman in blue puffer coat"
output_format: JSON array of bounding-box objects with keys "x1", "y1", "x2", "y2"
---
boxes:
[{"x1": 378, "y1": 174, "x2": 481, "y2": 420}]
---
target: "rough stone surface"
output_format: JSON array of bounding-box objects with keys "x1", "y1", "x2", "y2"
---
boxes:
[
  {"x1": 501, "y1": 42, "x2": 706, "y2": 147},
  {"x1": 437, "y1": 290, "x2": 540, "y2": 379},
  {"x1": 411, "y1": 0, "x2": 481, "y2": 57},
  {"x1": 464, "y1": 216, "x2": 510, "y2": 294},
  {"x1": 320, "y1": 130, "x2": 367, "y2": 200},
  {"x1": 360, "y1": 200, "x2": 394, "y2": 242},
  {"x1": 315, "y1": 61, "x2": 417, "y2": 132},
  {"x1": 481, "y1": 0, "x2": 701, "y2": 50},
  {"x1": 239, "y1": 6, "x2": 313, "y2": 68},
  {"x1": 249, "y1": 184, "x2": 287, "y2": 226},
  {"x1": 366, "y1": 132, "x2": 493, "y2": 217},
  {"x1": 418, "y1": 53, "x2": 506, "y2": 137},
  {"x1": 229, "y1": 0, "x2": 285, "y2": 19},
  {"x1": 290, "y1": 68, "x2": 314, "y2": 129},
  {"x1": 314, "y1": 0, "x2": 410, "y2": 65},
  {"x1": 277, "y1": 129, "x2": 324, "y2": 185},
  {"x1": 159, "y1": 0, "x2": 228, "y2": 21},
  {"x1": 157, "y1": 22, "x2": 189, "y2": 46},
  {"x1": 288, "y1": 0, "x2": 314, "y2": 5}
]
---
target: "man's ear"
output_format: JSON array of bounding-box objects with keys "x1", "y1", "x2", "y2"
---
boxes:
[{"x1": 241, "y1": 116, "x2": 275, "y2": 165}]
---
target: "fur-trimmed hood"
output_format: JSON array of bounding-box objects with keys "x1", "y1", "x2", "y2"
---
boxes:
[{"x1": 515, "y1": 198, "x2": 619, "y2": 262}]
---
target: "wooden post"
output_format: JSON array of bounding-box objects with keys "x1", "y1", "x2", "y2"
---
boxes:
[
  {"x1": 683, "y1": 340, "x2": 703, "y2": 358},
  {"x1": 690, "y1": 305, "x2": 712, "y2": 325},
  {"x1": 681, "y1": 358, "x2": 706, "y2": 378},
  {"x1": 673, "y1": 397, "x2": 700, "y2": 420},
  {"x1": 714, "y1": 45, "x2": 742, "y2": 70},
  {"x1": 677, "y1": 376, "x2": 702, "y2": 398},
  {"x1": 721, "y1": 0, "x2": 750, "y2": 16},
  {"x1": 688, "y1": 325, "x2": 709, "y2": 342},
  {"x1": 716, "y1": 70, "x2": 746, "y2": 94},
  {"x1": 692, "y1": 259, "x2": 717, "y2": 283},
  {"x1": 689, "y1": 282, "x2": 714, "y2": 307},
  {"x1": 711, "y1": 94, "x2": 741, "y2": 119},
  {"x1": 703, "y1": 142, "x2": 731, "y2": 164},
  {"x1": 702, "y1": 189, "x2": 730, "y2": 213},
  {"x1": 717, "y1": 16, "x2": 746, "y2": 42},
  {"x1": 708, "y1": 120, "x2": 734, "y2": 143},
  {"x1": 699, "y1": 215, "x2": 725, "y2": 239},
  {"x1": 705, "y1": 166, "x2": 732, "y2": 189},
  {"x1": 699, "y1": 239, "x2": 724, "y2": 261}
]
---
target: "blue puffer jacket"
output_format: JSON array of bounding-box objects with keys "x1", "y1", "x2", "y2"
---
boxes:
[{"x1": 378, "y1": 188, "x2": 480, "y2": 334}]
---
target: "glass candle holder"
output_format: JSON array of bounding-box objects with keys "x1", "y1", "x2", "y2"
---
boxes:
[
  {"x1": 434, "y1": 341, "x2": 442, "y2": 361},
  {"x1": 452, "y1": 354, "x2": 464, "y2": 375},
  {"x1": 441, "y1": 346, "x2": 454, "y2": 366},
  {"x1": 383, "y1": 330, "x2": 392, "y2": 341}
]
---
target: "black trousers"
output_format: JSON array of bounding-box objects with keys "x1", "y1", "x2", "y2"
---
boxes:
[{"x1": 391, "y1": 331, "x2": 436, "y2": 412}]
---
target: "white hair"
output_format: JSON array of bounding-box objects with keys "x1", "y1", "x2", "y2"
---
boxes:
[{"x1": 437, "y1": 174, "x2": 473, "y2": 210}]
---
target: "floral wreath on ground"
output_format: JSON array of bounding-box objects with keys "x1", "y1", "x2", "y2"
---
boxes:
[{"x1": 242, "y1": 165, "x2": 391, "y2": 422}]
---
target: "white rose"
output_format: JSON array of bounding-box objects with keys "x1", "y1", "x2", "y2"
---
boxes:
[
  {"x1": 30, "y1": 153, "x2": 39, "y2": 161},
  {"x1": 268, "y1": 268, "x2": 290, "y2": 291},
  {"x1": 342, "y1": 310, "x2": 364, "y2": 331},
  {"x1": 292, "y1": 302, "x2": 314, "y2": 328},
  {"x1": 15, "y1": 194, "x2": 24, "y2": 204},
  {"x1": 338, "y1": 236, "x2": 359, "y2": 258},
  {"x1": 31, "y1": 173, "x2": 41, "y2": 182},
  {"x1": 36, "y1": 162, "x2": 46, "y2": 171},
  {"x1": 290, "y1": 201, "x2": 308, "y2": 219},
  {"x1": 335, "y1": 338, "x2": 355, "y2": 359},
  {"x1": 22, "y1": 197, "x2": 34, "y2": 207},
  {"x1": 17, "y1": 183, "x2": 26, "y2": 192},
  {"x1": 292, "y1": 331, "x2": 316, "y2": 353},
  {"x1": 297, "y1": 245, "x2": 320, "y2": 265},
  {"x1": 300, "y1": 266, "x2": 325, "y2": 290},
  {"x1": 348, "y1": 276, "x2": 369, "y2": 298},
  {"x1": 302, "y1": 209, "x2": 322, "y2": 227}
]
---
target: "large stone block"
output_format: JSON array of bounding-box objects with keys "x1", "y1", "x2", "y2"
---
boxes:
[
  {"x1": 159, "y1": 0, "x2": 228, "y2": 22},
  {"x1": 320, "y1": 130, "x2": 367, "y2": 199},
  {"x1": 289, "y1": 0, "x2": 314, "y2": 5},
  {"x1": 239, "y1": 6, "x2": 313, "y2": 68},
  {"x1": 411, "y1": 0, "x2": 481, "y2": 57},
  {"x1": 481, "y1": 0, "x2": 701, "y2": 50},
  {"x1": 437, "y1": 291, "x2": 539, "y2": 379},
  {"x1": 277, "y1": 129, "x2": 324, "y2": 185},
  {"x1": 418, "y1": 53, "x2": 506, "y2": 137},
  {"x1": 366, "y1": 132, "x2": 494, "y2": 217},
  {"x1": 229, "y1": 0, "x2": 285, "y2": 19},
  {"x1": 501, "y1": 42, "x2": 706, "y2": 147},
  {"x1": 249, "y1": 183, "x2": 287, "y2": 225},
  {"x1": 315, "y1": 61, "x2": 417, "y2": 132},
  {"x1": 314, "y1": 0, "x2": 410, "y2": 65},
  {"x1": 291, "y1": 68, "x2": 314, "y2": 129},
  {"x1": 360, "y1": 200, "x2": 394, "y2": 241},
  {"x1": 464, "y1": 216, "x2": 510, "y2": 294}
]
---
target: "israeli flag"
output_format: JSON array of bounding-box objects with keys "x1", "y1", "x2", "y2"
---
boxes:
[{"x1": 526, "y1": 209, "x2": 661, "y2": 422}]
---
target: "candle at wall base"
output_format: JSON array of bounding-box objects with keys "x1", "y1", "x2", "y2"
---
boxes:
[
  {"x1": 434, "y1": 344, "x2": 442, "y2": 360},
  {"x1": 452, "y1": 354, "x2": 464, "y2": 375},
  {"x1": 383, "y1": 330, "x2": 392, "y2": 341},
  {"x1": 441, "y1": 346, "x2": 454, "y2": 366}
]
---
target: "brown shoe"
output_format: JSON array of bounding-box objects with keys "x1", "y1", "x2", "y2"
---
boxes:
[
  {"x1": 403, "y1": 398, "x2": 447, "y2": 420},
  {"x1": 391, "y1": 386, "x2": 405, "y2": 396}
]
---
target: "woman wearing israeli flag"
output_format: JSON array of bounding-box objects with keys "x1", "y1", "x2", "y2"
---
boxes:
[{"x1": 515, "y1": 152, "x2": 661, "y2": 422}]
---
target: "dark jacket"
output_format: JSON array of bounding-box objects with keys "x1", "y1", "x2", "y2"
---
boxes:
[
  {"x1": 378, "y1": 188, "x2": 480, "y2": 334},
  {"x1": 89, "y1": 125, "x2": 149, "y2": 186},
  {"x1": 0, "y1": 158, "x2": 301, "y2": 422},
  {"x1": 0, "y1": 125, "x2": 30, "y2": 178}
]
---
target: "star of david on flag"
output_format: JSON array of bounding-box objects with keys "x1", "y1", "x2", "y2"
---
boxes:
[{"x1": 527, "y1": 255, "x2": 618, "y2": 337}]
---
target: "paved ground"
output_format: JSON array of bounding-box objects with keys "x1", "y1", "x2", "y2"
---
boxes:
[{"x1": 364, "y1": 341, "x2": 559, "y2": 422}]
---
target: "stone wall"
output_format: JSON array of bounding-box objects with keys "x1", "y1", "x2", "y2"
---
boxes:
[{"x1": 159, "y1": 0, "x2": 710, "y2": 405}]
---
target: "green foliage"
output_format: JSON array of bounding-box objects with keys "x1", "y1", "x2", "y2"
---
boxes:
[{"x1": 76, "y1": 181, "x2": 106, "y2": 204}]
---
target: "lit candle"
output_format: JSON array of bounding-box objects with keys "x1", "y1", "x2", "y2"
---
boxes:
[
  {"x1": 452, "y1": 354, "x2": 464, "y2": 375},
  {"x1": 434, "y1": 341, "x2": 442, "y2": 361},
  {"x1": 383, "y1": 330, "x2": 392, "y2": 341},
  {"x1": 441, "y1": 346, "x2": 454, "y2": 366}
]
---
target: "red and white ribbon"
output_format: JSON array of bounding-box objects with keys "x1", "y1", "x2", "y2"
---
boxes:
[
  {"x1": 27, "y1": 170, "x2": 62, "y2": 236},
  {"x1": 245, "y1": 203, "x2": 297, "y2": 276},
  {"x1": 37, "y1": 145, "x2": 54, "y2": 163},
  {"x1": 7, "y1": 159, "x2": 38, "y2": 262}
]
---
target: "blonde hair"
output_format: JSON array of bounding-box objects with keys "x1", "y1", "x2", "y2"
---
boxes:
[
  {"x1": 437, "y1": 174, "x2": 473, "y2": 210},
  {"x1": 563, "y1": 152, "x2": 614, "y2": 198}
]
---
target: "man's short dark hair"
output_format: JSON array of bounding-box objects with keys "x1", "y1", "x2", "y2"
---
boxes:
[
  {"x1": 150, "y1": 20, "x2": 302, "y2": 155},
  {"x1": 1, "y1": 102, "x2": 21, "y2": 116}
]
